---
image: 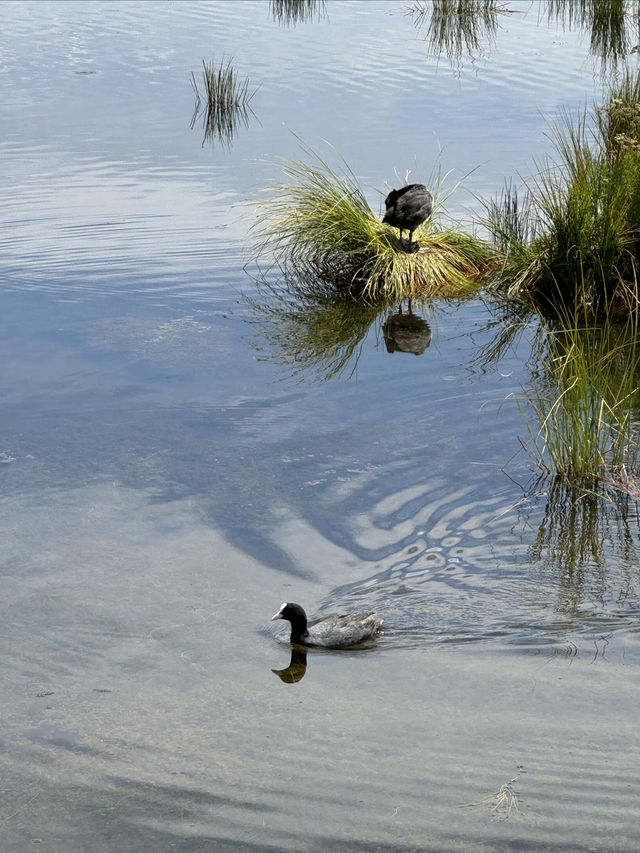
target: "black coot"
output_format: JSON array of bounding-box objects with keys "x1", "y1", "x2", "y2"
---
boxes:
[
  {"x1": 382, "y1": 183, "x2": 433, "y2": 251},
  {"x1": 272, "y1": 602, "x2": 382, "y2": 649}
]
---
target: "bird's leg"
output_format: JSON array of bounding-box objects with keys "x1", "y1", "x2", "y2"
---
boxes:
[{"x1": 407, "y1": 229, "x2": 415, "y2": 252}]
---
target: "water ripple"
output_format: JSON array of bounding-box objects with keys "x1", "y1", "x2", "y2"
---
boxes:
[{"x1": 315, "y1": 463, "x2": 640, "y2": 654}]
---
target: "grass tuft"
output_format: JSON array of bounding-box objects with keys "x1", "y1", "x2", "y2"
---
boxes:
[
  {"x1": 254, "y1": 145, "x2": 498, "y2": 301},
  {"x1": 520, "y1": 300, "x2": 640, "y2": 485},
  {"x1": 190, "y1": 59, "x2": 256, "y2": 146},
  {"x1": 484, "y1": 68, "x2": 640, "y2": 315}
]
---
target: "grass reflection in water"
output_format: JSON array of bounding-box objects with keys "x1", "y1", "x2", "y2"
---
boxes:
[
  {"x1": 410, "y1": 0, "x2": 640, "y2": 71},
  {"x1": 246, "y1": 269, "x2": 440, "y2": 380}
]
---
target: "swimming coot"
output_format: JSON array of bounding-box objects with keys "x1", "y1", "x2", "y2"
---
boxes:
[
  {"x1": 272, "y1": 602, "x2": 382, "y2": 649},
  {"x1": 382, "y1": 183, "x2": 433, "y2": 251}
]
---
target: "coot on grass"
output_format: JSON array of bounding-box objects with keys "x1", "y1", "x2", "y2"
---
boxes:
[{"x1": 383, "y1": 183, "x2": 433, "y2": 251}]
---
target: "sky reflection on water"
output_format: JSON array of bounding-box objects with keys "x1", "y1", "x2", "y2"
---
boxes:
[{"x1": 2, "y1": 2, "x2": 640, "y2": 851}]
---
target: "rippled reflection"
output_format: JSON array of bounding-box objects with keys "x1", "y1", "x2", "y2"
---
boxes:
[
  {"x1": 546, "y1": 0, "x2": 640, "y2": 70},
  {"x1": 409, "y1": 0, "x2": 502, "y2": 61},
  {"x1": 410, "y1": 0, "x2": 640, "y2": 69},
  {"x1": 247, "y1": 271, "x2": 438, "y2": 378},
  {"x1": 315, "y1": 470, "x2": 640, "y2": 652},
  {"x1": 270, "y1": 0, "x2": 327, "y2": 27}
]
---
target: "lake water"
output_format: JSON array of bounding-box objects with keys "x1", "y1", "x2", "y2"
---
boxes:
[{"x1": 2, "y1": 1, "x2": 640, "y2": 850}]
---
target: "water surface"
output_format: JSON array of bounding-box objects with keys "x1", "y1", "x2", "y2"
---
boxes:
[{"x1": 2, "y1": 2, "x2": 640, "y2": 850}]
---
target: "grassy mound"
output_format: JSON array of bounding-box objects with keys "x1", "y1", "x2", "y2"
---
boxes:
[{"x1": 255, "y1": 148, "x2": 498, "y2": 301}]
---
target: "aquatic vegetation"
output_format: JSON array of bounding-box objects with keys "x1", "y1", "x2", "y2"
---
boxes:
[
  {"x1": 485, "y1": 69, "x2": 640, "y2": 314},
  {"x1": 410, "y1": 0, "x2": 640, "y2": 70},
  {"x1": 247, "y1": 251, "x2": 441, "y2": 378},
  {"x1": 546, "y1": 0, "x2": 640, "y2": 71},
  {"x1": 190, "y1": 59, "x2": 256, "y2": 146},
  {"x1": 484, "y1": 777, "x2": 520, "y2": 821},
  {"x1": 407, "y1": 0, "x2": 506, "y2": 61},
  {"x1": 270, "y1": 0, "x2": 327, "y2": 26},
  {"x1": 527, "y1": 474, "x2": 640, "y2": 601},
  {"x1": 254, "y1": 146, "x2": 497, "y2": 302},
  {"x1": 482, "y1": 72, "x2": 640, "y2": 491},
  {"x1": 466, "y1": 767, "x2": 523, "y2": 822},
  {"x1": 520, "y1": 304, "x2": 640, "y2": 487},
  {"x1": 246, "y1": 269, "x2": 387, "y2": 380},
  {"x1": 474, "y1": 297, "x2": 640, "y2": 492}
]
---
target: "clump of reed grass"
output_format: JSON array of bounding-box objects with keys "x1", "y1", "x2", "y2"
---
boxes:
[
  {"x1": 484, "y1": 68, "x2": 640, "y2": 315},
  {"x1": 255, "y1": 146, "x2": 497, "y2": 302},
  {"x1": 520, "y1": 301, "x2": 640, "y2": 486},
  {"x1": 190, "y1": 59, "x2": 256, "y2": 146}
]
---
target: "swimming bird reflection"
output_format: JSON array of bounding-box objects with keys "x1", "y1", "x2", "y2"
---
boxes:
[{"x1": 272, "y1": 647, "x2": 308, "y2": 683}]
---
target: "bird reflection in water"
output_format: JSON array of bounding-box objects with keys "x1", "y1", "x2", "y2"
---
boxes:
[
  {"x1": 383, "y1": 299, "x2": 432, "y2": 356},
  {"x1": 272, "y1": 647, "x2": 308, "y2": 683}
]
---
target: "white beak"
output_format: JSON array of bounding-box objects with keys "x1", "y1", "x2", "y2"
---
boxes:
[{"x1": 272, "y1": 602, "x2": 286, "y2": 621}]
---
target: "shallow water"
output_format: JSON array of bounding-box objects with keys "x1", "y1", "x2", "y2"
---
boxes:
[{"x1": 2, "y1": 2, "x2": 640, "y2": 850}]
